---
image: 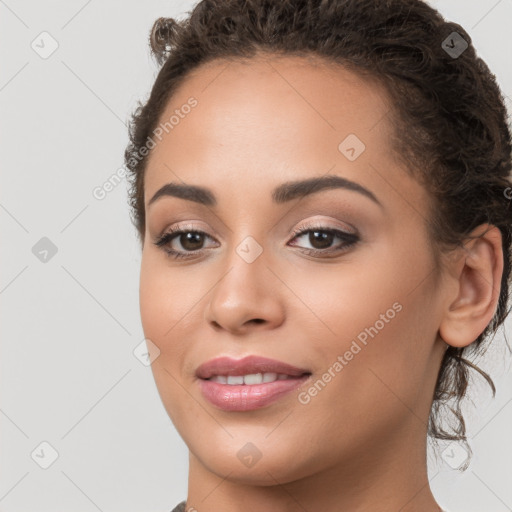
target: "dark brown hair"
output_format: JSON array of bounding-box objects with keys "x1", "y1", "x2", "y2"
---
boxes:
[{"x1": 124, "y1": 0, "x2": 512, "y2": 465}]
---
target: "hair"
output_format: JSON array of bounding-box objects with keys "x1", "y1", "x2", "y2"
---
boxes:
[{"x1": 124, "y1": 0, "x2": 512, "y2": 465}]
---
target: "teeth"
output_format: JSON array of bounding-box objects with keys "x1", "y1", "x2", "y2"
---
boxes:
[
  {"x1": 209, "y1": 372, "x2": 292, "y2": 385},
  {"x1": 227, "y1": 375, "x2": 244, "y2": 385},
  {"x1": 243, "y1": 373, "x2": 263, "y2": 385}
]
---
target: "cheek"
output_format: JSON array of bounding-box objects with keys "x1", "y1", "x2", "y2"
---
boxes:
[
  {"x1": 139, "y1": 252, "x2": 217, "y2": 405},
  {"x1": 281, "y1": 236, "x2": 434, "y2": 354},
  {"x1": 139, "y1": 255, "x2": 198, "y2": 424},
  {"x1": 139, "y1": 251, "x2": 201, "y2": 342},
  {"x1": 283, "y1": 295, "x2": 438, "y2": 471},
  {"x1": 294, "y1": 245, "x2": 439, "y2": 440}
]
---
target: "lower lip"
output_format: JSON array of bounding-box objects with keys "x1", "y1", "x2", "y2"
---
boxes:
[{"x1": 199, "y1": 376, "x2": 310, "y2": 411}]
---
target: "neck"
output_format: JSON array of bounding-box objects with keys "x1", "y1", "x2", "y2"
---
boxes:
[{"x1": 184, "y1": 416, "x2": 441, "y2": 512}]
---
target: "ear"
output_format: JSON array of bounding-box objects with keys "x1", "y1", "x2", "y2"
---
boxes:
[{"x1": 439, "y1": 224, "x2": 504, "y2": 348}]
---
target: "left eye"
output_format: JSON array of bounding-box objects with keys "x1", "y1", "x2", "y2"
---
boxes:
[
  {"x1": 288, "y1": 227, "x2": 359, "y2": 255},
  {"x1": 153, "y1": 226, "x2": 359, "y2": 259}
]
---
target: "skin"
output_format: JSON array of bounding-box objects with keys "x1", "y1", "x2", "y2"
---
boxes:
[{"x1": 139, "y1": 54, "x2": 503, "y2": 512}]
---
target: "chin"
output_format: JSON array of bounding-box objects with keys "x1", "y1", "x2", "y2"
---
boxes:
[{"x1": 188, "y1": 435, "x2": 318, "y2": 486}]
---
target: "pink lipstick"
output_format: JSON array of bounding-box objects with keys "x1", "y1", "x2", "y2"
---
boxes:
[{"x1": 196, "y1": 355, "x2": 311, "y2": 412}]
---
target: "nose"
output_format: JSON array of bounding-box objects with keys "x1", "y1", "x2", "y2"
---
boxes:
[{"x1": 203, "y1": 249, "x2": 286, "y2": 335}]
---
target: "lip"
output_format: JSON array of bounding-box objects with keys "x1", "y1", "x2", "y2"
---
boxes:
[
  {"x1": 195, "y1": 355, "x2": 310, "y2": 379},
  {"x1": 196, "y1": 355, "x2": 311, "y2": 412}
]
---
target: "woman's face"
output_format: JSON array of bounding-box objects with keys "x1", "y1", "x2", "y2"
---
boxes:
[{"x1": 139, "y1": 55, "x2": 449, "y2": 483}]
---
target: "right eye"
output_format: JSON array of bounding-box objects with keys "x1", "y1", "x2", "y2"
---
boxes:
[{"x1": 153, "y1": 226, "x2": 219, "y2": 259}]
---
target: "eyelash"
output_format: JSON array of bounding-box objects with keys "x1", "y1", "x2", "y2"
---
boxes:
[{"x1": 153, "y1": 223, "x2": 360, "y2": 260}]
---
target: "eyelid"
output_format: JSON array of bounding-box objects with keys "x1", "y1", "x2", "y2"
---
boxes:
[
  {"x1": 158, "y1": 217, "x2": 357, "y2": 245},
  {"x1": 289, "y1": 218, "x2": 358, "y2": 238},
  {"x1": 154, "y1": 217, "x2": 360, "y2": 261}
]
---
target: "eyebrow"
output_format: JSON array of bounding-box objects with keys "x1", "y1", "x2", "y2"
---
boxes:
[{"x1": 147, "y1": 175, "x2": 383, "y2": 209}]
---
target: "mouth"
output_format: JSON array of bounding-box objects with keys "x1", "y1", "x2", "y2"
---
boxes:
[
  {"x1": 196, "y1": 355, "x2": 310, "y2": 379},
  {"x1": 196, "y1": 355, "x2": 312, "y2": 412},
  {"x1": 207, "y1": 372, "x2": 300, "y2": 385}
]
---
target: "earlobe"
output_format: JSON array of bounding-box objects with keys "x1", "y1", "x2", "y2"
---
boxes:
[{"x1": 439, "y1": 224, "x2": 503, "y2": 348}]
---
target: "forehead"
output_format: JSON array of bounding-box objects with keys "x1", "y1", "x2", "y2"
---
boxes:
[
  {"x1": 143, "y1": 53, "x2": 417, "y2": 210},
  {"x1": 154, "y1": 53, "x2": 394, "y2": 144}
]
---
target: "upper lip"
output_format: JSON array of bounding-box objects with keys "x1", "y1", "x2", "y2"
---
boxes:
[{"x1": 196, "y1": 355, "x2": 311, "y2": 379}]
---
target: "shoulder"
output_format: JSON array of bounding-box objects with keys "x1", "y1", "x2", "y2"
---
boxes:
[{"x1": 170, "y1": 501, "x2": 187, "y2": 512}]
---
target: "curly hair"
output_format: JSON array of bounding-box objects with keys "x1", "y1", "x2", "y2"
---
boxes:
[{"x1": 124, "y1": 0, "x2": 512, "y2": 465}]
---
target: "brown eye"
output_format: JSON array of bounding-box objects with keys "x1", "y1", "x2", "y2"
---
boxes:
[
  {"x1": 153, "y1": 228, "x2": 218, "y2": 259},
  {"x1": 308, "y1": 230, "x2": 335, "y2": 250},
  {"x1": 177, "y1": 232, "x2": 205, "y2": 251},
  {"x1": 288, "y1": 226, "x2": 359, "y2": 256}
]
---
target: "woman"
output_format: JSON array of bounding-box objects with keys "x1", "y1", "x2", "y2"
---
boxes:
[{"x1": 124, "y1": 0, "x2": 512, "y2": 510}]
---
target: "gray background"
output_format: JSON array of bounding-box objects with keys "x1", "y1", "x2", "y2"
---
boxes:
[{"x1": 1, "y1": 1, "x2": 511, "y2": 511}]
